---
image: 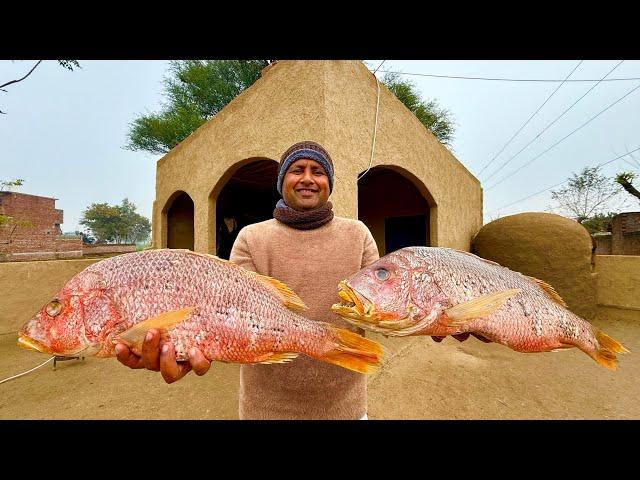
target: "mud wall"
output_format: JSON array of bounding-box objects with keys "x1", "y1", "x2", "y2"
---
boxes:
[
  {"x1": 0, "y1": 258, "x2": 100, "y2": 335},
  {"x1": 595, "y1": 255, "x2": 640, "y2": 322}
]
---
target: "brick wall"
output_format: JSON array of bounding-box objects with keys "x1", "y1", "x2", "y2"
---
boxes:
[
  {"x1": 83, "y1": 244, "x2": 137, "y2": 255},
  {"x1": 0, "y1": 191, "x2": 82, "y2": 261},
  {"x1": 593, "y1": 233, "x2": 612, "y2": 255},
  {"x1": 611, "y1": 212, "x2": 640, "y2": 255}
]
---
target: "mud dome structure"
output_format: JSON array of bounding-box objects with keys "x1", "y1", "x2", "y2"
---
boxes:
[{"x1": 472, "y1": 212, "x2": 598, "y2": 320}]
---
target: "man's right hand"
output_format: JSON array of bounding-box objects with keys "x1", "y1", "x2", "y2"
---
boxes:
[{"x1": 114, "y1": 329, "x2": 211, "y2": 384}]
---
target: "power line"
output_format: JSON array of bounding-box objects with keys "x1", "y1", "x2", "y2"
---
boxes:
[
  {"x1": 482, "y1": 60, "x2": 624, "y2": 183},
  {"x1": 373, "y1": 60, "x2": 386, "y2": 74},
  {"x1": 486, "y1": 81, "x2": 640, "y2": 190},
  {"x1": 377, "y1": 70, "x2": 640, "y2": 83},
  {"x1": 487, "y1": 146, "x2": 640, "y2": 215},
  {"x1": 357, "y1": 69, "x2": 383, "y2": 182},
  {"x1": 477, "y1": 61, "x2": 583, "y2": 178}
]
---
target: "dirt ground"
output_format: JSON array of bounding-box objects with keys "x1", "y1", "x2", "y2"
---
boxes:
[{"x1": 1, "y1": 313, "x2": 637, "y2": 420}]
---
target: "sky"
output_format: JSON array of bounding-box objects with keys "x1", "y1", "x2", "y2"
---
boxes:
[{"x1": 1, "y1": 59, "x2": 639, "y2": 233}]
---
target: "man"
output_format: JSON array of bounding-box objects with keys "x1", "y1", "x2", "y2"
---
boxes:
[
  {"x1": 115, "y1": 141, "x2": 379, "y2": 419},
  {"x1": 114, "y1": 141, "x2": 488, "y2": 418}
]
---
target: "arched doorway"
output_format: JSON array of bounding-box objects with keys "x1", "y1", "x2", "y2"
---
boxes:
[
  {"x1": 213, "y1": 159, "x2": 279, "y2": 259},
  {"x1": 165, "y1": 192, "x2": 195, "y2": 250},
  {"x1": 358, "y1": 166, "x2": 434, "y2": 255}
]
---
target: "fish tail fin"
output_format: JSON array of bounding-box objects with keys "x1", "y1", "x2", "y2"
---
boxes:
[
  {"x1": 591, "y1": 330, "x2": 629, "y2": 371},
  {"x1": 315, "y1": 325, "x2": 384, "y2": 374}
]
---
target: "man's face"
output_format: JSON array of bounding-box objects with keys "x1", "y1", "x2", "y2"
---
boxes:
[{"x1": 282, "y1": 158, "x2": 330, "y2": 211}]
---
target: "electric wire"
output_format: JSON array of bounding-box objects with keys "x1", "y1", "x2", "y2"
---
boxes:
[
  {"x1": 477, "y1": 61, "x2": 583, "y2": 177},
  {"x1": 358, "y1": 64, "x2": 383, "y2": 181},
  {"x1": 486, "y1": 82, "x2": 640, "y2": 190},
  {"x1": 482, "y1": 60, "x2": 625, "y2": 183},
  {"x1": 0, "y1": 356, "x2": 55, "y2": 385},
  {"x1": 488, "y1": 146, "x2": 640, "y2": 215},
  {"x1": 376, "y1": 70, "x2": 640, "y2": 83}
]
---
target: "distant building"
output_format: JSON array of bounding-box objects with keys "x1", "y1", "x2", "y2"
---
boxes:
[
  {"x1": 0, "y1": 191, "x2": 82, "y2": 261},
  {"x1": 592, "y1": 212, "x2": 640, "y2": 255}
]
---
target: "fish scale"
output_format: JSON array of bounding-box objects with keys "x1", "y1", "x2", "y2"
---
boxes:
[
  {"x1": 426, "y1": 249, "x2": 585, "y2": 351},
  {"x1": 332, "y1": 247, "x2": 628, "y2": 370},
  {"x1": 19, "y1": 249, "x2": 383, "y2": 374}
]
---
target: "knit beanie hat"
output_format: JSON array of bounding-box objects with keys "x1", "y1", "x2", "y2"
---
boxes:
[{"x1": 277, "y1": 141, "x2": 334, "y2": 196}]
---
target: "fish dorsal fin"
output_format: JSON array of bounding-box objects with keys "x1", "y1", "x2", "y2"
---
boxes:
[
  {"x1": 444, "y1": 289, "x2": 521, "y2": 327},
  {"x1": 114, "y1": 307, "x2": 194, "y2": 351},
  {"x1": 177, "y1": 250, "x2": 307, "y2": 312},
  {"x1": 183, "y1": 250, "x2": 236, "y2": 265},
  {"x1": 526, "y1": 276, "x2": 567, "y2": 307},
  {"x1": 258, "y1": 352, "x2": 300, "y2": 364},
  {"x1": 251, "y1": 273, "x2": 308, "y2": 313},
  {"x1": 182, "y1": 250, "x2": 307, "y2": 312}
]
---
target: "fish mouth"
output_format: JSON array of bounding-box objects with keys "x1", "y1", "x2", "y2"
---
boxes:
[
  {"x1": 331, "y1": 281, "x2": 428, "y2": 336},
  {"x1": 331, "y1": 281, "x2": 400, "y2": 334},
  {"x1": 332, "y1": 281, "x2": 372, "y2": 317},
  {"x1": 18, "y1": 334, "x2": 94, "y2": 357},
  {"x1": 17, "y1": 335, "x2": 53, "y2": 354}
]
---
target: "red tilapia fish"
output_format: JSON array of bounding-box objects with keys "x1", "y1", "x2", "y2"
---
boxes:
[
  {"x1": 19, "y1": 249, "x2": 382, "y2": 374},
  {"x1": 331, "y1": 247, "x2": 628, "y2": 370}
]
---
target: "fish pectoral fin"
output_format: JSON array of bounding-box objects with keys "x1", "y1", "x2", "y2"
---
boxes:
[
  {"x1": 257, "y1": 352, "x2": 299, "y2": 364},
  {"x1": 444, "y1": 289, "x2": 521, "y2": 327},
  {"x1": 114, "y1": 307, "x2": 195, "y2": 350},
  {"x1": 252, "y1": 273, "x2": 308, "y2": 313}
]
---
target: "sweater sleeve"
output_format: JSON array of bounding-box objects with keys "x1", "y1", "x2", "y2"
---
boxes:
[
  {"x1": 360, "y1": 222, "x2": 380, "y2": 268},
  {"x1": 229, "y1": 227, "x2": 258, "y2": 274}
]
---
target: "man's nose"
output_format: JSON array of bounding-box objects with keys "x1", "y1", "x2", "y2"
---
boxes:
[{"x1": 300, "y1": 169, "x2": 315, "y2": 183}]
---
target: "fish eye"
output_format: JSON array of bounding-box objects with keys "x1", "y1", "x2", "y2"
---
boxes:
[
  {"x1": 45, "y1": 300, "x2": 62, "y2": 317},
  {"x1": 375, "y1": 268, "x2": 390, "y2": 281}
]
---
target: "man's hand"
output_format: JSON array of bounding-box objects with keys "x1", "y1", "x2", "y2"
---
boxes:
[
  {"x1": 431, "y1": 333, "x2": 492, "y2": 343},
  {"x1": 114, "y1": 329, "x2": 211, "y2": 384}
]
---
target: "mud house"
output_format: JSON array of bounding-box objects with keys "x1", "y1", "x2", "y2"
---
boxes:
[{"x1": 152, "y1": 60, "x2": 483, "y2": 258}]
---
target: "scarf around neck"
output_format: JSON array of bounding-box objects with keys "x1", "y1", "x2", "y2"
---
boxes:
[{"x1": 273, "y1": 199, "x2": 334, "y2": 230}]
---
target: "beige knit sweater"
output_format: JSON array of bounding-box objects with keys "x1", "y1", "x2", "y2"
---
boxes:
[{"x1": 229, "y1": 216, "x2": 380, "y2": 419}]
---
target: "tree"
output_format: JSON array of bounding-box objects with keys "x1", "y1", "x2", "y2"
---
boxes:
[
  {"x1": 118, "y1": 198, "x2": 151, "y2": 244},
  {"x1": 580, "y1": 212, "x2": 618, "y2": 235},
  {"x1": 615, "y1": 171, "x2": 640, "y2": 203},
  {"x1": 613, "y1": 151, "x2": 640, "y2": 203},
  {"x1": 1, "y1": 178, "x2": 25, "y2": 227},
  {"x1": 126, "y1": 60, "x2": 271, "y2": 155},
  {"x1": 79, "y1": 199, "x2": 150, "y2": 244},
  {"x1": 0, "y1": 178, "x2": 24, "y2": 191},
  {"x1": 550, "y1": 167, "x2": 622, "y2": 224},
  {"x1": 1, "y1": 61, "x2": 80, "y2": 114},
  {"x1": 380, "y1": 72, "x2": 455, "y2": 147},
  {"x1": 126, "y1": 60, "x2": 457, "y2": 155}
]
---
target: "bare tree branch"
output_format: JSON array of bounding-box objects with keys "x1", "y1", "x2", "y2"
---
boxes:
[
  {"x1": 616, "y1": 175, "x2": 640, "y2": 202},
  {"x1": 0, "y1": 60, "x2": 43, "y2": 90}
]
